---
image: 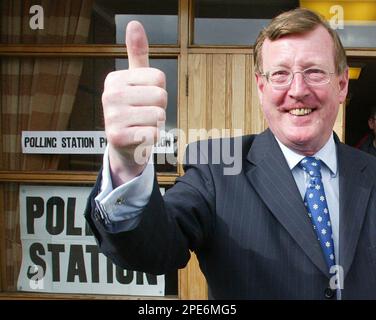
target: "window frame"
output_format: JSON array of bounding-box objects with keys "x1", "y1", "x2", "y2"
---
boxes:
[{"x1": 0, "y1": 0, "x2": 187, "y2": 300}]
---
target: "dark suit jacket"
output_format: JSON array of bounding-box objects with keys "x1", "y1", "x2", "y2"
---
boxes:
[{"x1": 85, "y1": 129, "x2": 376, "y2": 299}]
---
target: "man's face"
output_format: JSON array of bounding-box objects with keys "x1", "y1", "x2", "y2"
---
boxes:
[{"x1": 255, "y1": 26, "x2": 349, "y2": 155}]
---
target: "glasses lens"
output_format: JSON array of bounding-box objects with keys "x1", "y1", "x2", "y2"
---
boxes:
[
  {"x1": 304, "y1": 68, "x2": 330, "y2": 85},
  {"x1": 269, "y1": 70, "x2": 291, "y2": 86}
]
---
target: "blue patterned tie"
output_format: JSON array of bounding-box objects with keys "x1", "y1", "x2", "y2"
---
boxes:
[{"x1": 299, "y1": 157, "x2": 336, "y2": 270}]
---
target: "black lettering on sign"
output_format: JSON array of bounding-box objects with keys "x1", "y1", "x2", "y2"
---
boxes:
[
  {"x1": 107, "y1": 257, "x2": 114, "y2": 283},
  {"x1": 86, "y1": 245, "x2": 99, "y2": 283},
  {"x1": 66, "y1": 197, "x2": 82, "y2": 236},
  {"x1": 99, "y1": 137, "x2": 107, "y2": 148},
  {"x1": 67, "y1": 245, "x2": 87, "y2": 283},
  {"x1": 24, "y1": 137, "x2": 30, "y2": 147},
  {"x1": 26, "y1": 196, "x2": 44, "y2": 234},
  {"x1": 47, "y1": 243, "x2": 65, "y2": 281},
  {"x1": 116, "y1": 266, "x2": 133, "y2": 284},
  {"x1": 46, "y1": 197, "x2": 64, "y2": 235},
  {"x1": 27, "y1": 242, "x2": 46, "y2": 279},
  {"x1": 136, "y1": 271, "x2": 157, "y2": 285}
]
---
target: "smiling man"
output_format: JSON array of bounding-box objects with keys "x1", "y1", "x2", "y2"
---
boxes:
[
  {"x1": 254, "y1": 20, "x2": 348, "y2": 156},
  {"x1": 85, "y1": 8, "x2": 376, "y2": 299}
]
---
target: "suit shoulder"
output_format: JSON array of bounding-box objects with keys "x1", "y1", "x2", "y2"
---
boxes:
[
  {"x1": 340, "y1": 142, "x2": 376, "y2": 176},
  {"x1": 186, "y1": 134, "x2": 257, "y2": 151},
  {"x1": 341, "y1": 142, "x2": 376, "y2": 161},
  {"x1": 184, "y1": 134, "x2": 257, "y2": 163}
]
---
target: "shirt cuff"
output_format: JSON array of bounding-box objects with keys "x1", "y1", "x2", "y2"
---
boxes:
[{"x1": 95, "y1": 146, "x2": 155, "y2": 224}]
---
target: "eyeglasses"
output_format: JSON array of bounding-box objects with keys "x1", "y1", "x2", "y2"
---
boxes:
[{"x1": 261, "y1": 67, "x2": 335, "y2": 88}]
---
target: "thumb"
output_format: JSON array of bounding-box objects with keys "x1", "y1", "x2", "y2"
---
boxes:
[{"x1": 126, "y1": 21, "x2": 149, "y2": 69}]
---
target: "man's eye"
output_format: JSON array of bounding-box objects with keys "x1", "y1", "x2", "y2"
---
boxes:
[
  {"x1": 271, "y1": 70, "x2": 290, "y2": 77},
  {"x1": 305, "y1": 68, "x2": 326, "y2": 75}
]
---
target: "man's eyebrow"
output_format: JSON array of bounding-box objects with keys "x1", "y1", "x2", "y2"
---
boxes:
[
  {"x1": 271, "y1": 61, "x2": 329, "y2": 69},
  {"x1": 268, "y1": 63, "x2": 291, "y2": 70}
]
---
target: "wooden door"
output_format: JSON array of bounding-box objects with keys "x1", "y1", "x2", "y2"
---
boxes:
[{"x1": 179, "y1": 52, "x2": 267, "y2": 299}]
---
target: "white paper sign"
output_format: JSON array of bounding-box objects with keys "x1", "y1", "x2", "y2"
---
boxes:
[
  {"x1": 17, "y1": 185, "x2": 165, "y2": 296},
  {"x1": 22, "y1": 131, "x2": 175, "y2": 154}
]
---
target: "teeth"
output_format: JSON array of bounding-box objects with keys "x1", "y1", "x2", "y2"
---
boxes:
[{"x1": 289, "y1": 108, "x2": 313, "y2": 116}]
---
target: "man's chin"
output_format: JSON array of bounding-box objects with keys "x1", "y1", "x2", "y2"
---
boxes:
[
  {"x1": 279, "y1": 131, "x2": 322, "y2": 154},
  {"x1": 285, "y1": 130, "x2": 315, "y2": 145}
]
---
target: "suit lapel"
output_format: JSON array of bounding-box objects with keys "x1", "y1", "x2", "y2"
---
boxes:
[
  {"x1": 245, "y1": 130, "x2": 329, "y2": 276},
  {"x1": 337, "y1": 142, "x2": 372, "y2": 280}
]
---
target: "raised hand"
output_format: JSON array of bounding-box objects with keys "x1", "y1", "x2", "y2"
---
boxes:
[{"x1": 102, "y1": 21, "x2": 167, "y2": 186}]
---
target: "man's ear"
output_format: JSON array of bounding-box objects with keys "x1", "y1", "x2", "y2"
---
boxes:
[
  {"x1": 255, "y1": 72, "x2": 265, "y2": 104},
  {"x1": 338, "y1": 67, "x2": 349, "y2": 104}
]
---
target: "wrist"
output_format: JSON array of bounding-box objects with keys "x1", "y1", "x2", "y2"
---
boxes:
[{"x1": 108, "y1": 144, "x2": 151, "y2": 187}]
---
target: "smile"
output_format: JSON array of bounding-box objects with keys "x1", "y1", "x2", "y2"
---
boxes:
[{"x1": 289, "y1": 108, "x2": 313, "y2": 116}]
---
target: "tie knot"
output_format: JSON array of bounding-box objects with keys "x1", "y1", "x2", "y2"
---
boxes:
[{"x1": 299, "y1": 157, "x2": 322, "y2": 177}]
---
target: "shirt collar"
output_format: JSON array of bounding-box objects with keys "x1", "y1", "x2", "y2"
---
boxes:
[{"x1": 275, "y1": 133, "x2": 337, "y2": 176}]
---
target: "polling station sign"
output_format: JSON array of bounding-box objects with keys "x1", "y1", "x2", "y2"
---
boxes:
[
  {"x1": 22, "y1": 131, "x2": 174, "y2": 154},
  {"x1": 17, "y1": 185, "x2": 165, "y2": 296}
]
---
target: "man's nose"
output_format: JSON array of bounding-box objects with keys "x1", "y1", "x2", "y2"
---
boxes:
[{"x1": 288, "y1": 72, "x2": 310, "y2": 99}]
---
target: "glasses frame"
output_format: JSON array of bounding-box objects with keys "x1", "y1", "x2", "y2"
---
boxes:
[{"x1": 261, "y1": 67, "x2": 335, "y2": 88}]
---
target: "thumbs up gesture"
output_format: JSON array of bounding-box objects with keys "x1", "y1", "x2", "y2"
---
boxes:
[{"x1": 102, "y1": 21, "x2": 167, "y2": 186}]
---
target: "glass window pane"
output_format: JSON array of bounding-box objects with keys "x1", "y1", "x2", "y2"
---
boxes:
[
  {"x1": 1, "y1": 57, "x2": 178, "y2": 173},
  {"x1": 1, "y1": 0, "x2": 93, "y2": 44},
  {"x1": 337, "y1": 25, "x2": 376, "y2": 48},
  {"x1": 91, "y1": 0, "x2": 178, "y2": 44},
  {"x1": 193, "y1": 0, "x2": 299, "y2": 45},
  {"x1": 0, "y1": 0, "x2": 178, "y2": 45}
]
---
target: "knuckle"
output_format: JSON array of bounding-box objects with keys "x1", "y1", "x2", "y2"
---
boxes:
[
  {"x1": 101, "y1": 90, "x2": 115, "y2": 108},
  {"x1": 153, "y1": 127, "x2": 160, "y2": 143},
  {"x1": 105, "y1": 107, "x2": 119, "y2": 122},
  {"x1": 152, "y1": 68, "x2": 166, "y2": 88},
  {"x1": 101, "y1": 90, "x2": 112, "y2": 105},
  {"x1": 153, "y1": 127, "x2": 159, "y2": 138},
  {"x1": 104, "y1": 70, "x2": 130, "y2": 90},
  {"x1": 104, "y1": 71, "x2": 117, "y2": 89},
  {"x1": 157, "y1": 108, "x2": 166, "y2": 122},
  {"x1": 156, "y1": 87, "x2": 168, "y2": 107},
  {"x1": 106, "y1": 129, "x2": 123, "y2": 146},
  {"x1": 101, "y1": 90, "x2": 122, "y2": 109},
  {"x1": 101, "y1": 91, "x2": 108, "y2": 106}
]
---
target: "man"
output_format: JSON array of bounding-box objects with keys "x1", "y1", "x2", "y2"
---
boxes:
[
  {"x1": 85, "y1": 8, "x2": 376, "y2": 299},
  {"x1": 358, "y1": 106, "x2": 376, "y2": 156}
]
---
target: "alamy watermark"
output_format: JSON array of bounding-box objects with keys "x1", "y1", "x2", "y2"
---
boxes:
[
  {"x1": 329, "y1": 264, "x2": 344, "y2": 290},
  {"x1": 329, "y1": 5, "x2": 345, "y2": 30},
  {"x1": 27, "y1": 4, "x2": 345, "y2": 32},
  {"x1": 133, "y1": 127, "x2": 244, "y2": 176},
  {"x1": 29, "y1": 5, "x2": 44, "y2": 30},
  {"x1": 27, "y1": 264, "x2": 45, "y2": 290}
]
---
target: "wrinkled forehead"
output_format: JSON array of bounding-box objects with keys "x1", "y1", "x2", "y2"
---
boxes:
[{"x1": 260, "y1": 26, "x2": 336, "y2": 69}]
